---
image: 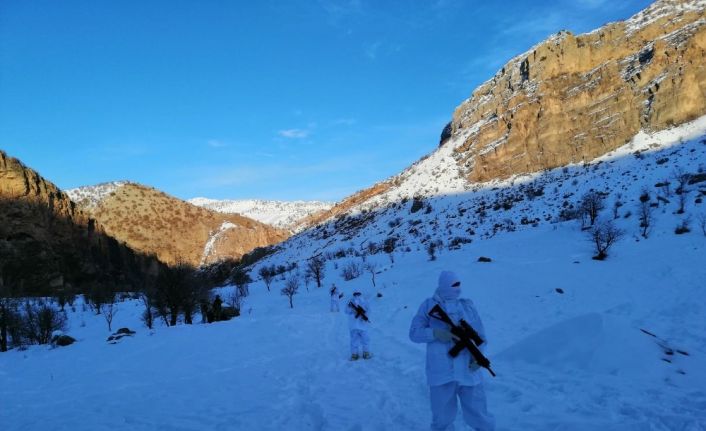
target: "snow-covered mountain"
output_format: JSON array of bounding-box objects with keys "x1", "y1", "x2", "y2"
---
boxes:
[
  {"x1": 4, "y1": 1, "x2": 706, "y2": 429},
  {"x1": 3, "y1": 118, "x2": 705, "y2": 429},
  {"x1": 188, "y1": 198, "x2": 333, "y2": 231},
  {"x1": 65, "y1": 182, "x2": 288, "y2": 267}
]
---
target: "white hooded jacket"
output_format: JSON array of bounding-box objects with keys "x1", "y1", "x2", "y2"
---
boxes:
[
  {"x1": 345, "y1": 295, "x2": 371, "y2": 331},
  {"x1": 409, "y1": 271, "x2": 488, "y2": 387}
]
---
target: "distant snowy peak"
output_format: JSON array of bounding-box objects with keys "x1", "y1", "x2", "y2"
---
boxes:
[
  {"x1": 65, "y1": 181, "x2": 129, "y2": 211},
  {"x1": 187, "y1": 198, "x2": 334, "y2": 230}
]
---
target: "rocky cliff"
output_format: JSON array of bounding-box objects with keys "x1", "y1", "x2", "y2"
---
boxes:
[
  {"x1": 450, "y1": 0, "x2": 706, "y2": 182},
  {"x1": 0, "y1": 151, "x2": 161, "y2": 295},
  {"x1": 80, "y1": 183, "x2": 289, "y2": 267},
  {"x1": 296, "y1": 0, "x2": 706, "y2": 229}
]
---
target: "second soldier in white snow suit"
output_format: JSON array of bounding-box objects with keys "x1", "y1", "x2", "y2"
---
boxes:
[
  {"x1": 345, "y1": 291, "x2": 371, "y2": 360},
  {"x1": 330, "y1": 284, "x2": 342, "y2": 312},
  {"x1": 409, "y1": 270, "x2": 495, "y2": 431}
]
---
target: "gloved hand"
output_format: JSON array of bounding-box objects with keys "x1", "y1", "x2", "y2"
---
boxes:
[
  {"x1": 433, "y1": 329, "x2": 459, "y2": 342},
  {"x1": 468, "y1": 360, "x2": 481, "y2": 371}
]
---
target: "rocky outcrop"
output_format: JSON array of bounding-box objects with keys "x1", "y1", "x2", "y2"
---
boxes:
[
  {"x1": 0, "y1": 151, "x2": 161, "y2": 295},
  {"x1": 295, "y1": 0, "x2": 706, "y2": 230},
  {"x1": 84, "y1": 183, "x2": 289, "y2": 267},
  {"x1": 0, "y1": 151, "x2": 84, "y2": 228},
  {"x1": 448, "y1": 0, "x2": 706, "y2": 182}
]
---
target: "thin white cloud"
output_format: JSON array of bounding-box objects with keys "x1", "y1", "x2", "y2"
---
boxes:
[{"x1": 278, "y1": 129, "x2": 310, "y2": 139}]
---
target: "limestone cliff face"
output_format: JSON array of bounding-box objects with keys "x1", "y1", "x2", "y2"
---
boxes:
[
  {"x1": 0, "y1": 150, "x2": 85, "y2": 231},
  {"x1": 449, "y1": 0, "x2": 706, "y2": 182},
  {"x1": 294, "y1": 0, "x2": 706, "y2": 230},
  {"x1": 85, "y1": 183, "x2": 289, "y2": 267},
  {"x1": 0, "y1": 151, "x2": 160, "y2": 295}
]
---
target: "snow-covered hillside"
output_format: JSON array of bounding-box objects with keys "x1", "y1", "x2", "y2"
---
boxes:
[
  {"x1": 188, "y1": 198, "x2": 333, "y2": 231},
  {"x1": 2, "y1": 117, "x2": 705, "y2": 430},
  {"x1": 65, "y1": 181, "x2": 128, "y2": 210}
]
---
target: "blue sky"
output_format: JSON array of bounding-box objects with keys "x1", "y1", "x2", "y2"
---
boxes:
[{"x1": 0, "y1": 0, "x2": 653, "y2": 202}]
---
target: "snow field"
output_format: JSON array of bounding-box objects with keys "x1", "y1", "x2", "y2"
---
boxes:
[{"x1": 1, "y1": 217, "x2": 705, "y2": 430}]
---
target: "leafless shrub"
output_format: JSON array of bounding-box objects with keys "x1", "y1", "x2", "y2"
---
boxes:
[
  {"x1": 675, "y1": 217, "x2": 691, "y2": 235},
  {"x1": 341, "y1": 261, "x2": 362, "y2": 281},
  {"x1": 22, "y1": 301, "x2": 67, "y2": 345},
  {"x1": 587, "y1": 220, "x2": 624, "y2": 260}
]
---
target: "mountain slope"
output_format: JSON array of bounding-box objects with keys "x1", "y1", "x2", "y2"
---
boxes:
[
  {"x1": 0, "y1": 151, "x2": 160, "y2": 295},
  {"x1": 188, "y1": 198, "x2": 333, "y2": 231},
  {"x1": 77, "y1": 183, "x2": 288, "y2": 267},
  {"x1": 302, "y1": 0, "x2": 706, "y2": 228},
  {"x1": 2, "y1": 127, "x2": 705, "y2": 428}
]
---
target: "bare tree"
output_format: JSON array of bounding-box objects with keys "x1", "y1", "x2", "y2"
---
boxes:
[
  {"x1": 674, "y1": 169, "x2": 692, "y2": 214},
  {"x1": 364, "y1": 261, "x2": 378, "y2": 287},
  {"x1": 281, "y1": 276, "x2": 299, "y2": 309},
  {"x1": 85, "y1": 279, "x2": 113, "y2": 315},
  {"x1": 100, "y1": 301, "x2": 118, "y2": 332},
  {"x1": 228, "y1": 289, "x2": 244, "y2": 317},
  {"x1": 658, "y1": 180, "x2": 671, "y2": 198},
  {"x1": 306, "y1": 256, "x2": 325, "y2": 288},
  {"x1": 258, "y1": 266, "x2": 274, "y2": 291},
  {"x1": 154, "y1": 261, "x2": 195, "y2": 327},
  {"x1": 638, "y1": 195, "x2": 654, "y2": 239},
  {"x1": 579, "y1": 191, "x2": 605, "y2": 227},
  {"x1": 612, "y1": 194, "x2": 623, "y2": 219},
  {"x1": 587, "y1": 220, "x2": 624, "y2": 260},
  {"x1": 383, "y1": 236, "x2": 397, "y2": 263},
  {"x1": 673, "y1": 168, "x2": 692, "y2": 194},
  {"x1": 426, "y1": 242, "x2": 438, "y2": 261},
  {"x1": 232, "y1": 268, "x2": 251, "y2": 297},
  {"x1": 303, "y1": 270, "x2": 312, "y2": 291}
]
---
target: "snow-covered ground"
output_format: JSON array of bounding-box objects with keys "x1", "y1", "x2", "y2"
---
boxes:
[
  {"x1": 3, "y1": 119, "x2": 706, "y2": 430},
  {"x1": 188, "y1": 198, "x2": 333, "y2": 231},
  {"x1": 1, "y1": 219, "x2": 705, "y2": 430}
]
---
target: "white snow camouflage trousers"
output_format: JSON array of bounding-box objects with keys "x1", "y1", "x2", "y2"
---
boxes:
[
  {"x1": 430, "y1": 381, "x2": 495, "y2": 431},
  {"x1": 349, "y1": 329, "x2": 370, "y2": 355}
]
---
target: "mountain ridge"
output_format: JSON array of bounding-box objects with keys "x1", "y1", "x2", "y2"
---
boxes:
[{"x1": 298, "y1": 0, "x2": 706, "y2": 230}]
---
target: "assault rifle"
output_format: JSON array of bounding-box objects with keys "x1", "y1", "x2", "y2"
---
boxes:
[
  {"x1": 348, "y1": 302, "x2": 370, "y2": 322},
  {"x1": 428, "y1": 303, "x2": 496, "y2": 377}
]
